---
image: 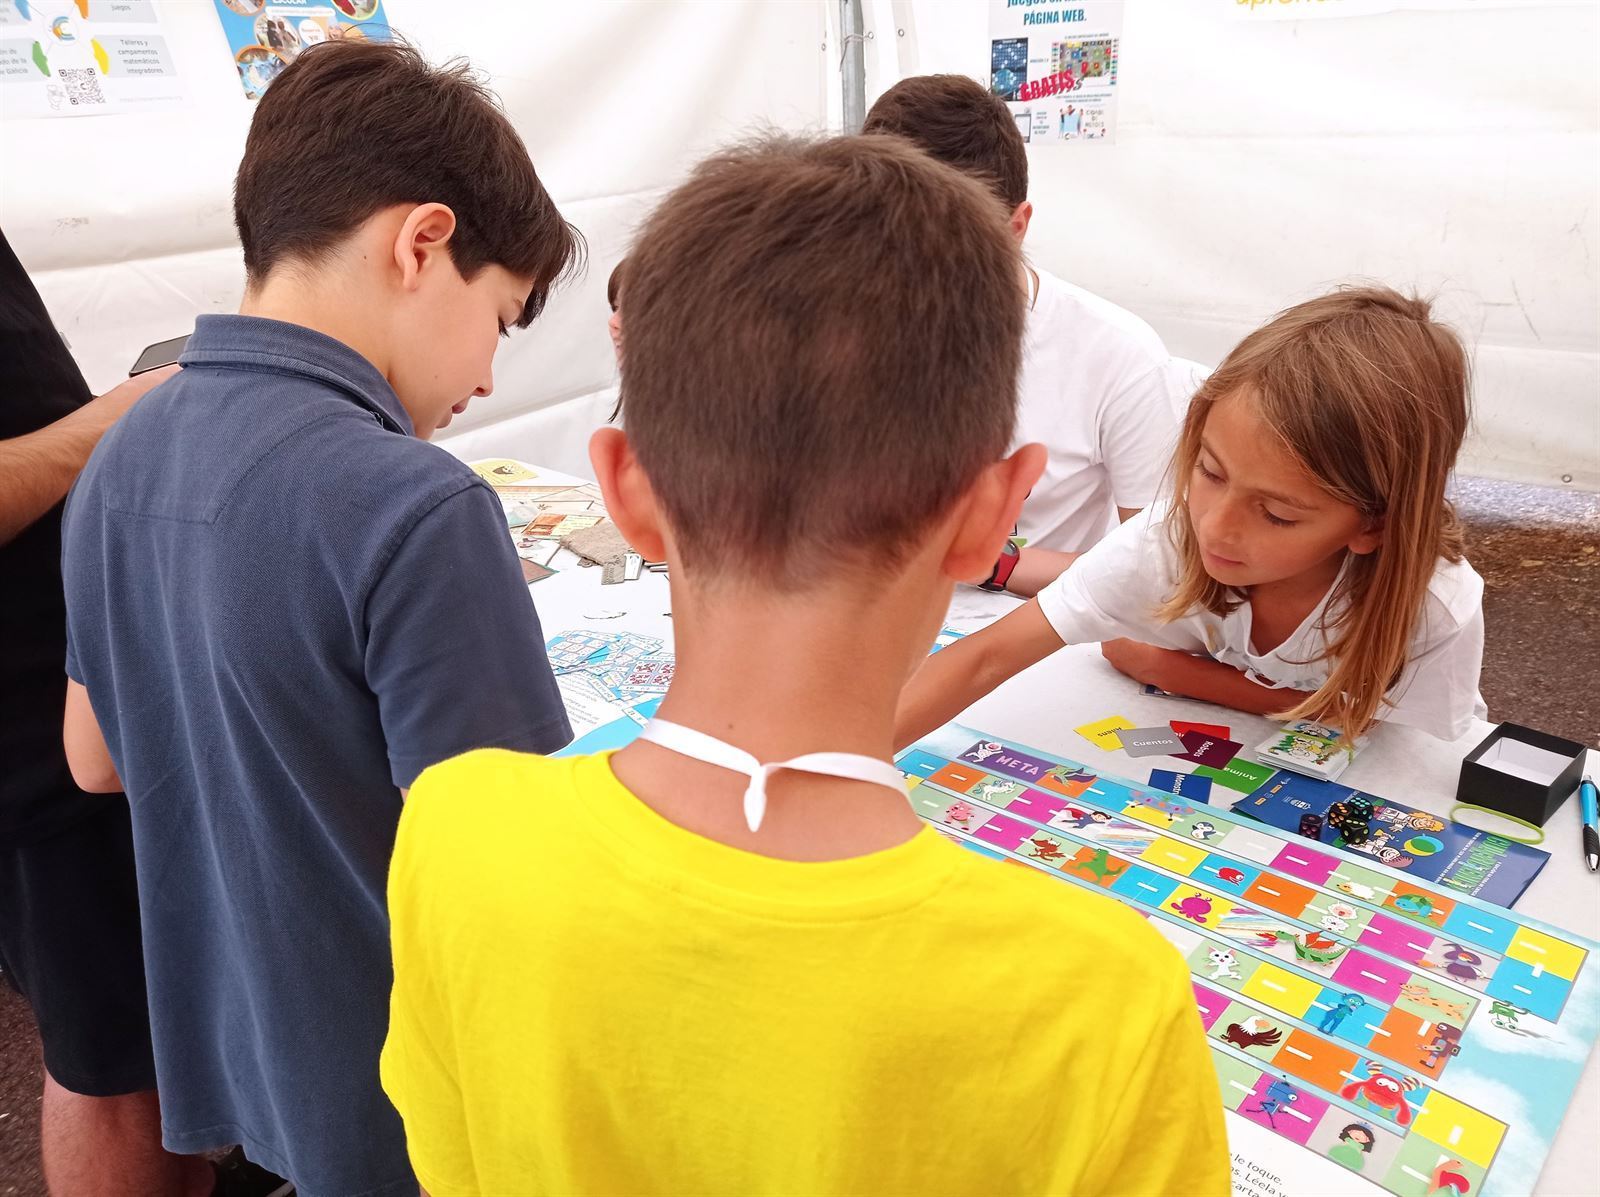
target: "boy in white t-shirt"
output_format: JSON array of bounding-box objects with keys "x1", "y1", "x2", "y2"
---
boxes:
[{"x1": 865, "y1": 74, "x2": 1192, "y2": 593}]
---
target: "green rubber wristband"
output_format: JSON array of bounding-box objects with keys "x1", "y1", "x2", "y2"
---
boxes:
[{"x1": 1447, "y1": 803, "x2": 1546, "y2": 845}]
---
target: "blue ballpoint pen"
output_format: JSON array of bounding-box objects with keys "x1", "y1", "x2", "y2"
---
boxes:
[{"x1": 1581, "y1": 776, "x2": 1599, "y2": 873}]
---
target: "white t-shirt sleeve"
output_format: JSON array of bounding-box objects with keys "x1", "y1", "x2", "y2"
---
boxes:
[
  {"x1": 1036, "y1": 505, "x2": 1183, "y2": 647},
  {"x1": 1378, "y1": 569, "x2": 1488, "y2": 741},
  {"x1": 1098, "y1": 363, "x2": 1181, "y2": 512}
]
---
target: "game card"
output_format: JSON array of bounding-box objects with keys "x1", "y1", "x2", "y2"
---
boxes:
[
  {"x1": 470, "y1": 458, "x2": 540, "y2": 484},
  {"x1": 1194, "y1": 758, "x2": 1277, "y2": 794},
  {"x1": 1172, "y1": 720, "x2": 1231, "y2": 740},
  {"x1": 1075, "y1": 715, "x2": 1133, "y2": 751},
  {"x1": 1175, "y1": 732, "x2": 1243, "y2": 767},
  {"x1": 1148, "y1": 769, "x2": 1213, "y2": 803},
  {"x1": 1119, "y1": 727, "x2": 1189, "y2": 757}
]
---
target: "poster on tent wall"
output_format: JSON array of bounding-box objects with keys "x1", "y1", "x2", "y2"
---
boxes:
[
  {"x1": 0, "y1": 0, "x2": 184, "y2": 117},
  {"x1": 986, "y1": 0, "x2": 1125, "y2": 144},
  {"x1": 210, "y1": 0, "x2": 390, "y2": 100}
]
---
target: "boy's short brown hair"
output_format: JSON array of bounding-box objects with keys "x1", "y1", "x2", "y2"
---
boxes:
[
  {"x1": 863, "y1": 74, "x2": 1028, "y2": 210},
  {"x1": 234, "y1": 40, "x2": 580, "y2": 326},
  {"x1": 620, "y1": 133, "x2": 1025, "y2": 585}
]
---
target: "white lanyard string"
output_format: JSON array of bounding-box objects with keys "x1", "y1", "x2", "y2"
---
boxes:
[{"x1": 635, "y1": 719, "x2": 908, "y2": 833}]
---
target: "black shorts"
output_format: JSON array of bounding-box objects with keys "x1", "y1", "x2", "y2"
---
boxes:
[{"x1": 0, "y1": 796, "x2": 156, "y2": 1096}]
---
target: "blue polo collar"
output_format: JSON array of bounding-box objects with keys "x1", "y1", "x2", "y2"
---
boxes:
[{"x1": 180, "y1": 314, "x2": 413, "y2": 436}]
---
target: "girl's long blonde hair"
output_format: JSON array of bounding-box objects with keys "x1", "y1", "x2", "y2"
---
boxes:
[{"x1": 1158, "y1": 286, "x2": 1470, "y2": 736}]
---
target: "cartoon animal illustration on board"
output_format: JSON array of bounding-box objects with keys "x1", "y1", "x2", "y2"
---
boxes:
[
  {"x1": 1420, "y1": 1024, "x2": 1463, "y2": 1069},
  {"x1": 1318, "y1": 992, "x2": 1367, "y2": 1034},
  {"x1": 1190, "y1": 820, "x2": 1219, "y2": 842},
  {"x1": 1392, "y1": 893, "x2": 1441, "y2": 922},
  {"x1": 1333, "y1": 878, "x2": 1378, "y2": 901},
  {"x1": 1430, "y1": 1158, "x2": 1473, "y2": 1195},
  {"x1": 967, "y1": 742, "x2": 1003, "y2": 762},
  {"x1": 1340, "y1": 1068, "x2": 1423, "y2": 1127},
  {"x1": 1316, "y1": 902, "x2": 1358, "y2": 936},
  {"x1": 1043, "y1": 764, "x2": 1096, "y2": 788},
  {"x1": 1130, "y1": 792, "x2": 1186, "y2": 824},
  {"x1": 1249, "y1": 1079, "x2": 1299, "y2": 1129},
  {"x1": 1422, "y1": 944, "x2": 1488, "y2": 984},
  {"x1": 1295, "y1": 930, "x2": 1348, "y2": 965},
  {"x1": 1257, "y1": 928, "x2": 1348, "y2": 967},
  {"x1": 1487, "y1": 1000, "x2": 1542, "y2": 1037},
  {"x1": 1222, "y1": 1016, "x2": 1283, "y2": 1051},
  {"x1": 1398, "y1": 982, "x2": 1469, "y2": 1023},
  {"x1": 1064, "y1": 848, "x2": 1126, "y2": 885},
  {"x1": 972, "y1": 777, "x2": 1019, "y2": 805},
  {"x1": 1216, "y1": 867, "x2": 1247, "y2": 886},
  {"x1": 1170, "y1": 891, "x2": 1214, "y2": 925},
  {"x1": 943, "y1": 801, "x2": 977, "y2": 828},
  {"x1": 1024, "y1": 835, "x2": 1066, "y2": 864},
  {"x1": 1206, "y1": 948, "x2": 1241, "y2": 981}
]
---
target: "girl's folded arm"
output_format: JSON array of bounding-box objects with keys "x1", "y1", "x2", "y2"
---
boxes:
[{"x1": 1102, "y1": 639, "x2": 1316, "y2": 717}]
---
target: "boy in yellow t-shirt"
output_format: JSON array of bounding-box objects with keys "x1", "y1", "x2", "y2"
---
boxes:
[{"x1": 381, "y1": 133, "x2": 1230, "y2": 1196}]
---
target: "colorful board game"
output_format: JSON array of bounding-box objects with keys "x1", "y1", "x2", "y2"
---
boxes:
[
  {"x1": 547, "y1": 630, "x2": 671, "y2": 755},
  {"x1": 901, "y1": 725, "x2": 1600, "y2": 1197},
  {"x1": 1240, "y1": 772, "x2": 1548, "y2": 908}
]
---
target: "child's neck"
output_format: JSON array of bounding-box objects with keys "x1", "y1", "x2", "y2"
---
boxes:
[
  {"x1": 239, "y1": 273, "x2": 392, "y2": 380},
  {"x1": 609, "y1": 576, "x2": 934, "y2": 862},
  {"x1": 1245, "y1": 549, "x2": 1347, "y2": 655}
]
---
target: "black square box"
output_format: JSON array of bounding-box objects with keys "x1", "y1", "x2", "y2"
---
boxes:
[{"x1": 1456, "y1": 723, "x2": 1585, "y2": 828}]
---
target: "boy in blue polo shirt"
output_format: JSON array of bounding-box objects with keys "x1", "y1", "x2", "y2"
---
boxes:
[{"x1": 61, "y1": 42, "x2": 577, "y2": 1196}]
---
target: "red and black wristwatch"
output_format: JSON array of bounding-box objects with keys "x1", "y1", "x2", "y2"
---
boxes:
[{"x1": 979, "y1": 540, "x2": 1021, "y2": 593}]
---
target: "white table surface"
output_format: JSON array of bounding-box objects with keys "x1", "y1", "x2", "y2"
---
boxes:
[{"x1": 509, "y1": 465, "x2": 1600, "y2": 1197}]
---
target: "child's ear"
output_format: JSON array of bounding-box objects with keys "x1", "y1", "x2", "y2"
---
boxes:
[
  {"x1": 393, "y1": 203, "x2": 457, "y2": 291},
  {"x1": 1349, "y1": 518, "x2": 1385, "y2": 556},
  {"x1": 589, "y1": 426, "x2": 668, "y2": 562},
  {"x1": 942, "y1": 442, "x2": 1047, "y2": 583},
  {"x1": 1009, "y1": 201, "x2": 1033, "y2": 243}
]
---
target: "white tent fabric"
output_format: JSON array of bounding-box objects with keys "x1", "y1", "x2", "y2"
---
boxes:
[
  {"x1": 3, "y1": 1, "x2": 1596, "y2": 488},
  {"x1": 875, "y1": 0, "x2": 1600, "y2": 490},
  {"x1": 3, "y1": 1, "x2": 826, "y2": 462}
]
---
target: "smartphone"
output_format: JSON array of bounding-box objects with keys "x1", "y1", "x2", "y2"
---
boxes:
[{"x1": 129, "y1": 334, "x2": 190, "y2": 377}]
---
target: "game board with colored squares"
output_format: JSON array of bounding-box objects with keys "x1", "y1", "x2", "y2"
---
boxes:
[{"x1": 899, "y1": 724, "x2": 1600, "y2": 1197}]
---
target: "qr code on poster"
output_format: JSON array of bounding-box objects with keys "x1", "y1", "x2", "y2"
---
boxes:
[{"x1": 58, "y1": 68, "x2": 107, "y2": 108}]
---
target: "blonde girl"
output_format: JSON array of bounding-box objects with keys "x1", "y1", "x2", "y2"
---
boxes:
[{"x1": 897, "y1": 286, "x2": 1484, "y2": 745}]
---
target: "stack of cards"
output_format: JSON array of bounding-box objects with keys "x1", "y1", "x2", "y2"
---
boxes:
[{"x1": 1251, "y1": 718, "x2": 1365, "y2": 782}]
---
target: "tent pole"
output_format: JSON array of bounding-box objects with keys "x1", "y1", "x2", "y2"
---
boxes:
[{"x1": 840, "y1": 0, "x2": 866, "y2": 134}]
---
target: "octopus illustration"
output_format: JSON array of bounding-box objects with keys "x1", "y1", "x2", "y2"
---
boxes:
[{"x1": 1169, "y1": 892, "x2": 1214, "y2": 925}]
